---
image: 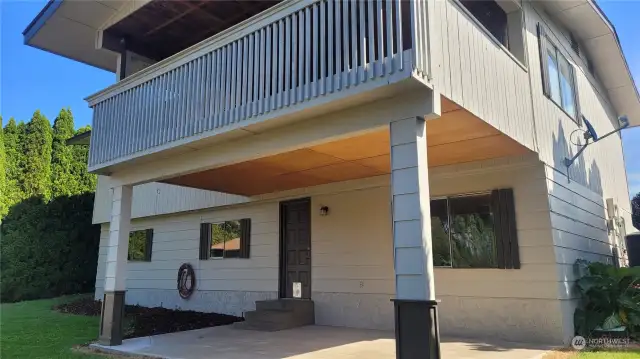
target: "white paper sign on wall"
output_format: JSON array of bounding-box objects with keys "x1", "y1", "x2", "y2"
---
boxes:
[{"x1": 293, "y1": 282, "x2": 302, "y2": 298}]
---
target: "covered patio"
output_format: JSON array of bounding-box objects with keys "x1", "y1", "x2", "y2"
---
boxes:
[{"x1": 92, "y1": 325, "x2": 553, "y2": 359}]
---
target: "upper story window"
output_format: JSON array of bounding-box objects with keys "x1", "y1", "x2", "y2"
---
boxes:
[
  {"x1": 460, "y1": 0, "x2": 508, "y2": 45},
  {"x1": 199, "y1": 219, "x2": 251, "y2": 260},
  {"x1": 458, "y1": 0, "x2": 526, "y2": 64},
  {"x1": 430, "y1": 189, "x2": 520, "y2": 269},
  {"x1": 128, "y1": 229, "x2": 153, "y2": 262},
  {"x1": 537, "y1": 24, "x2": 581, "y2": 123}
]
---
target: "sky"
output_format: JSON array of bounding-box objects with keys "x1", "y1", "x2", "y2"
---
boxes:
[{"x1": 0, "y1": 0, "x2": 639, "y2": 197}]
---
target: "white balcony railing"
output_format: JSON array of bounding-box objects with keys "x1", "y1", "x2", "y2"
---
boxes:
[{"x1": 86, "y1": 0, "x2": 431, "y2": 170}]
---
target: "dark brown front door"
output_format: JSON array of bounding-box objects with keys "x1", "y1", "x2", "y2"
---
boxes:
[{"x1": 279, "y1": 198, "x2": 311, "y2": 299}]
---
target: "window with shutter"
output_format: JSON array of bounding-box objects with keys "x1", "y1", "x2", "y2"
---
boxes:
[
  {"x1": 200, "y1": 219, "x2": 251, "y2": 260},
  {"x1": 128, "y1": 229, "x2": 154, "y2": 262},
  {"x1": 430, "y1": 190, "x2": 520, "y2": 269}
]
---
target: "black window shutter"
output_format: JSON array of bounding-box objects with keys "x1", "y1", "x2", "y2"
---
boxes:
[
  {"x1": 145, "y1": 229, "x2": 154, "y2": 261},
  {"x1": 240, "y1": 218, "x2": 251, "y2": 258},
  {"x1": 491, "y1": 190, "x2": 506, "y2": 268},
  {"x1": 199, "y1": 223, "x2": 211, "y2": 260},
  {"x1": 491, "y1": 189, "x2": 520, "y2": 269},
  {"x1": 537, "y1": 23, "x2": 551, "y2": 97},
  {"x1": 571, "y1": 66, "x2": 583, "y2": 126}
]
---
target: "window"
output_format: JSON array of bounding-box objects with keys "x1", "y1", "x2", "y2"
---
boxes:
[
  {"x1": 460, "y1": 0, "x2": 508, "y2": 46},
  {"x1": 200, "y1": 219, "x2": 251, "y2": 260},
  {"x1": 128, "y1": 229, "x2": 153, "y2": 261},
  {"x1": 430, "y1": 189, "x2": 520, "y2": 269},
  {"x1": 538, "y1": 23, "x2": 581, "y2": 122},
  {"x1": 458, "y1": 0, "x2": 526, "y2": 64}
]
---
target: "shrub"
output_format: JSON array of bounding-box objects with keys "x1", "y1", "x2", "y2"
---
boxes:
[
  {"x1": 574, "y1": 259, "x2": 640, "y2": 339},
  {"x1": 0, "y1": 193, "x2": 100, "y2": 303}
]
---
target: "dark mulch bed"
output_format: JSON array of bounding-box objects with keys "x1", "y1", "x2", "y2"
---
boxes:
[{"x1": 54, "y1": 296, "x2": 242, "y2": 339}]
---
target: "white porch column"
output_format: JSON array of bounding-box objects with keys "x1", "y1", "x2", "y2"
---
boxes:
[
  {"x1": 390, "y1": 117, "x2": 441, "y2": 359},
  {"x1": 99, "y1": 184, "x2": 132, "y2": 346}
]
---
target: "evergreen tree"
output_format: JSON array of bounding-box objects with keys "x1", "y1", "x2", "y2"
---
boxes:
[
  {"x1": 72, "y1": 125, "x2": 97, "y2": 193},
  {"x1": 22, "y1": 111, "x2": 52, "y2": 200},
  {"x1": 2, "y1": 118, "x2": 26, "y2": 209},
  {"x1": 0, "y1": 117, "x2": 6, "y2": 218},
  {"x1": 1, "y1": 108, "x2": 100, "y2": 303},
  {"x1": 51, "y1": 108, "x2": 76, "y2": 197}
]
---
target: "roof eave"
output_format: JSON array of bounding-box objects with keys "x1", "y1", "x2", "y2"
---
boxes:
[
  {"x1": 22, "y1": 0, "x2": 61, "y2": 44},
  {"x1": 66, "y1": 131, "x2": 92, "y2": 145}
]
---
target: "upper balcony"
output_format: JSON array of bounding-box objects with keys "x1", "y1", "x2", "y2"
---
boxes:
[
  {"x1": 25, "y1": 0, "x2": 640, "y2": 176},
  {"x1": 80, "y1": 0, "x2": 433, "y2": 172}
]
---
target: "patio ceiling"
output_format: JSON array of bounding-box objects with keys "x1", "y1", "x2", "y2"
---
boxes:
[
  {"x1": 103, "y1": 0, "x2": 281, "y2": 61},
  {"x1": 162, "y1": 98, "x2": 531, "y2": 196}
]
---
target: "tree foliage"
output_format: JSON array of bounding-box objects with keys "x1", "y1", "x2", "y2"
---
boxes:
[
  {"x1": 71, "y1": 126, "x2": 97, "y2": 193},
  {"x1": 22, "y1": 110, "x2": 52, "y2": 200},
  {"x1": 574, "y1": 260, "x2": 640, "y2": 339},
  {"x1": 3, "y1": 118, "x2": 25, "y2": 211},
  {"x1": 1, "y1": 194, "x2": 99, "y2": 302},
  {"x1": 0, "y1": 108, "x2": 99, "y2": 303},
  {"x1": 632, "y1": 192, "x2": 640, "y2": 231},
  {"x1": 51, "y1": 108, "x2": 76, "y2": 197},
  {"x1": 0, "y1": 117, "x2": 6, "y2": 218}
]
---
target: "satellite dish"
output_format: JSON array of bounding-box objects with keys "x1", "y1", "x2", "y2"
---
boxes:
[
  {"x1": 565, "y1": 114, "x2": 631, "y2": 171},
  {"x1": 583, "y1": 117, "x2": 598, "y2": 141}
]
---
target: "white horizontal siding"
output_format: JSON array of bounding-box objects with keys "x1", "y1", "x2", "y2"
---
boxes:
[
  {"x1": 524, "y1": 2, "x2": 633, "y2": 239},
  {"x1": 543, "y1": 165, "x2": 624, "y2": 301},
  {"x1": 93, "y1": 175, "x2": 249, "y2": 224},
  {"x1": 93, "y1": 156, "x2": 565, "y2": 343},
  {"x1": 95, "y1": 201, "x2": 280, "y2": 295},
  {"x1": 431, "y1": 0, "x2": 535, "y2": 151},
  {"x1": 95, "y1": 156, "x2": 560, "y2": 299}
]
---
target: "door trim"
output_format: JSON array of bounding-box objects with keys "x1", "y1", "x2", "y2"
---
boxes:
[{"x1": 278, "y1": 197, "x2": 311, "y2": 299}]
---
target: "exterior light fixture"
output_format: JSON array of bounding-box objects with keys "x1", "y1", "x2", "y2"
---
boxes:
[{"x1": 319, "y1": 206, "x2": 329, "y2": 216}]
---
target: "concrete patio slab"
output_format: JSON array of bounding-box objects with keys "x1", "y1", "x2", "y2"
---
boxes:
[{"x1": 91, "y1": 325, "x2": 553, "y2": 359}]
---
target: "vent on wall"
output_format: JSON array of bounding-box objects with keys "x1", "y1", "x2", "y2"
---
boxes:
[
  {"x1": 587, "y1": 57, "x2": 596, "y2": 76},
  {"x1": 570, "y1": 32, "x2": 580, "y2": 56}
]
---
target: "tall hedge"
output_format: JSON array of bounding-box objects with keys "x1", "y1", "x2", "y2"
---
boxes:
[
  {"x1": 0, "y1": 117, "x2": 6, "y2": 218},
  {"x1": 0, "y1": 109, "x2": 99, "y2": 303},
  {"x1": 3, "y1": 118, "x2": 25, "y2": 211}
]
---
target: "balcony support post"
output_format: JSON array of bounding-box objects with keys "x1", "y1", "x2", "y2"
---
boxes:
[
  {"x1": 389, "y1": 115, "x2": 441, "y2": 359},
  {"x1": 98, "y1": 184, "x2": 132, "y2": 346}
]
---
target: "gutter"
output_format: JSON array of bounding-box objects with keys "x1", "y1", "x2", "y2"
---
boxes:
[{"x1": 22, "y1": 0, "x2": 62, "y2": 44}]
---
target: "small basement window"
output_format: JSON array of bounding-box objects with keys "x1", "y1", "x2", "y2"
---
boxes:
[
  {"x1": 459, "y1": 0, "x2": 526, "y2": 64},
  {"x1": 200, "y1": 219, "x2": 251, "y2": 260},
  {"x1": 430, "y1": 189, "x2": 520, "y2": 269},
  {"x1": 128, "y1": 229, "x2": 153, "y2": 262}
]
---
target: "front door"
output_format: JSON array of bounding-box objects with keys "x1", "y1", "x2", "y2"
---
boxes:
[{"x1": 279, "y1": 198, "x2": 311, "y2": 299}]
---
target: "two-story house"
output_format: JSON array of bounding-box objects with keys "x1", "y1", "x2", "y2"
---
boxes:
[{"x1": 25, "y1": 0, "x2": 638, "y2": 356}]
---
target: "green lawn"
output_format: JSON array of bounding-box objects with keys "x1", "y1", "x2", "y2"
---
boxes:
[
  {"x1": 578, "y1": 352, "x2": 640, "y2": 359},
  {"x1": 0, "y1": 296, "x2": 104, "y2": 359},
  {"x1": 545, "y1": 348, "x2": 640, "y2": 359},
  {"x1": 2, "y1": 297, "x2": 639, "y2": 359}
]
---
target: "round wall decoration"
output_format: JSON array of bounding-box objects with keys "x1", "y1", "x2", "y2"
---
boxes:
[{"x1": 177, "y1": 263, "x2": 196, "y2": 299}]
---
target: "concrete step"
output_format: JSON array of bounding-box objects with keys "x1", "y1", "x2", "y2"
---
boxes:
[
  {"x1": 234, "y1": 300, "x2": 315, "y2": 332},
  {"x1": 245, "y1": 309, "x2": 299, "y2": 324},
  {"x1": 255, "y1": 299, "x2": 314, "y2": 313}
]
